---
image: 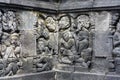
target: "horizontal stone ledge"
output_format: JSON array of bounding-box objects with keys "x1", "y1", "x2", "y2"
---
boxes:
[
  {"x1": 0, "y1": 0, "x2": 120, "y2": 13},
  {"x1": 59, "y1": 0, "x2": 120, "y2": 10},
  {"x1": 56, "y1": 71, "x2": 120, "y2": 80},
  {"x1": 58, "y1": 6, "x2": 120, "y2": 13},
  {"x1": 0, "y1": 0, "x2": 57, "y2": 13},
  {"x1": 0, "y1": 71, "x2": 55, "y2": 80}
]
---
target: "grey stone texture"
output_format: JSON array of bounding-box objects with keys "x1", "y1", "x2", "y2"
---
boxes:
[
  {"x1": 0, "y1": 0, "x2": 120, "y2": 80},
  {"x1": 0, "y1": 71, "x2": 55, "y2": 80},
  {"x1": 1, "y1": 0, "x2": 120, "y2": 12}
]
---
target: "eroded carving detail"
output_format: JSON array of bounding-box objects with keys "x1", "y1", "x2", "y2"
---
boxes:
[
  {"x1": 34, "y1": 15, "x2": 57, "y2": 72},
  {"x1": 110, "y1": 13, "x2": 120, "y2": 73},
  {"x1": 0, "y1": 10, "x2": 22, "y2": 76},
  {"x1": 58, "y1": 14, "x2": 94, "y2": 70}
]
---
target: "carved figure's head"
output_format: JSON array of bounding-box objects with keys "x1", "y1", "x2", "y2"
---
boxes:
[
  {"x1": 45, "y1": 16, "x2": 56, "y2": 32},
  {"x1": 77, "y1": 15, "x2": 90, "y2": 29},
  {"x1": 59, "y1": 16, "x2": 70, "y2": 30},
  {"x1": 62, "y1": 31, "x2": 72, "y2": 42},
  {"x1": 10, "y1": 33, "x2": 19, "y2": 45},
  {"x1": 78, "y1": 31, "x2": 89, "y2": 41}
]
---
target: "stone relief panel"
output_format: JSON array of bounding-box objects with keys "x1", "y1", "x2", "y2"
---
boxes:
[
  {"x1": 109, "y1": 12, "x2": 120, "y2": 74},
  {"x1": 33, "y1": 14, "x2": 58, "y2": 72},
  {"x1": 57, "y1": 14, "x2": 94, "y2": 72},
  {"x1": 0, "y1": 10, "x2": 22, "y2": 76},
  {"x1": 0, "y1": 9, "x2": 116, "y2": 77},
  {"x1": 74, "y1": 14, "x2": 94, "y2": 71}
]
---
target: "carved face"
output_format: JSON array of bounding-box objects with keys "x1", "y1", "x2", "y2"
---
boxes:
[
  {"x1": 45, "y1": 17, "x2": 56, "y2": 32},
  {"x1": 62, "y1": 32, "x2": 72, "y2": 42},
  {"x1": 111, "y1": 13, "x2": 119, "y2": 25},
  {"x1": 10, "y1": 33, "x2": 19, "y2": 45},
  {"x1": 70, "y1": 17, "x2": 77, "y2": 31},
  {"x1": 37, "y1": 19, "x2": 45, "y2": 32},
  {"x1": 2, "y1": 32, "x2": 9, "y2": 41},
  {"x1": 77, "y1": 15, "x2": 90, "y2": 29},
  {"x1": 78, "y1": 31, "x2": 89, "y2": 41},
  {"x1": 7, "y1": 11, "x2": 15, "y2": 17},
  {"x1": 117, "y1": 21, "x2": 120, "y2": 32},
  {"x1": 38, "y1": 40, "x2": 45, "y2": 52},
  {"x1": 59, "y1": 16, "x2": 70, "y2": 30}
]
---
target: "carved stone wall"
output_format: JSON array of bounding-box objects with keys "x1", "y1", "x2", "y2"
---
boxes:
[{"x1": 0, "y1": 8, "x2": 120, "y2": 80}]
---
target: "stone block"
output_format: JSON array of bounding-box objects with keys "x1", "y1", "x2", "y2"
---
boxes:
[
  {"x1": 0, "y1": 71, "x2": 55, "y2": 80},
  {"x1": 105, "y1": 74, "x2": 120, "y2": 80},
  {"x1": 73, "y1": 72, "x2": 105, "y2": 80},
  {"x1": 59, "y1": 0, "x2": 93, "y2": 10},
  {"x1": 91, "y1": 58, "x2": 109, "y2": 73},
  {"x1": 55, "y1": 64, "x2": 74, "y2": 72},
  {"x1": 17, "y1": 11, "x2": 37, "y2": 30},
  {"x1": 93, "y1": 0, "x2": 120, "y2": 7},
  {"x1": 94, "y1": 12, "x2": 112, "y2": 57},
  {"x1": 20, "y1": 30, "x2": 36, "y2": 57},
  {"x1": 56, "y1": 71, "x2": 73, "y2": 80}
]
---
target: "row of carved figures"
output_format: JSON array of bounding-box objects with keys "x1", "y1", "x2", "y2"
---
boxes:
[
  {"x1": 0, "y1": 10, "x2": 120, "y2": 77},
  {"x1": 34, "y1": 14, "x2": 94, "y2": 72}
]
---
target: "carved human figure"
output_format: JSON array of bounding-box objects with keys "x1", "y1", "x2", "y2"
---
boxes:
[
  {"x1": 35, "y1": 18, "x2": 49, "y2": 40},
  {"x1": 76, "y1": 15, "x2": 90, "y2": 32},
  {"x1": 113, "y1": 21, "x2": 120, "y2": 56},
  {"x1": 59, "y1": 31, "x2": 75, "y2": 64},
  {"x1": 109, "y1": 13, "x2": 119, "y2": 35},
  {"x1": 45, "y1": 16, "x2": 57, "y2": 32},
  {"x1": 74, "y1": 15, "x2": 92, "y2": 68},
  {"x1": 2, "y1": 11, "x2": 17, "y2": 31},
  {"x1": 75, "y1": 31, "x2": 92, "y2": 68},
  {"x1": 0, "y1": 11, "x2": 3, "y2": 31},
  {"x1": 45, "y1": 16, "x2": 57, "y2": 55},
  {"x1": 0, "y1": 32, "x2": 22, "y2": 76},
  {"x1": 37, "y1": 38, "x2": 50, "y2": 55},
  {"x1": 59, "y1": 15, "x2": 70, "y2": 31},
  {"x1": 112, "y1": 20, "x2": 120, "y2": 73},
  {"x1": 33, "y1": 55, "x2": 53, "y2": 72}
]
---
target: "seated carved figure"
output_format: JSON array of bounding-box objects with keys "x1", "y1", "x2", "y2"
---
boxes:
[
  {"x1": 0, "y1": 33, "x2": 22, "y2": 76},
  {"x1": 59, "y1": 31, "x2": 75, "y2": 64},
  {"x1": 112, "y1": 21, "x2": 120, "y2": 73},
  {"x1": 113, "y1": 22, "x2": 120, "y2": 57},
  {"x1": 75, "y1": 31, "x2": 92, "y2": 68}
]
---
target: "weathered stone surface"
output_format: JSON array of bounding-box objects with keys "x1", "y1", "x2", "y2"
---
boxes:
[
  {"x1": 56, "y1": 71, "x2": 73, "y2": 80},
  {"x1": 73, "y1": 72, "x2": 105, "y2": 80},
  {"x1": 20, "y1": 30, "x2": 36, "y2": 57},
  {"x1": 59, "y1": 0, "x2": 93, "y2": 10},
  {"x1": 105, "y1": 74, "x2": 120, "y2": 80},
  {"x1": 55, "y1": 64, "x2": 74, "y2": 72},
  {"x1": 10, "y1": 0, "x2": 57, "y2": 10},
  {"x1": 0, "y1": 3, "x2": 120, "y2": 80},
  {"x1": 1, "y1": 0, "x2": 120, "y2": 13},
  {"x1": 93, "y1": 0, "x2": 120, "y2": 7},
  {"x1": 0, "y1": 71, "x2": 55, "y2": 80},
  {"x1": 91, "y1": 58, "x2": 109, "y2": 73},
  {"x1": 1, "y1": 0, "x2": 10, "y2": 3},
  {"x1": 18, "y1": 11, "x2": 37, "y2": 30},
  {"x1": 94, "y1": 12, "x2": 111, "y2": 57}
]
